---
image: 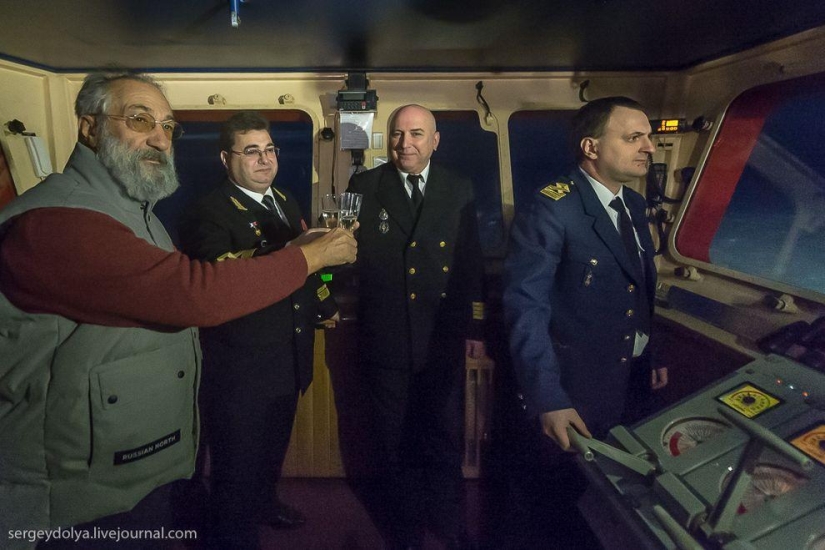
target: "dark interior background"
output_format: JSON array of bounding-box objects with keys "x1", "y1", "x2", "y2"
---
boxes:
[
  {"x1": 155, "y1": 110, "x2": 314, "y2": 246},
  {"x1": 2, "y1": 1, "x2": 824, "y2": 72}
]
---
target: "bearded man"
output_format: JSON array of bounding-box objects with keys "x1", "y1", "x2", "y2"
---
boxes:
[{"x1": 0, "y1": 72, "x2": 357, "y2": 550}]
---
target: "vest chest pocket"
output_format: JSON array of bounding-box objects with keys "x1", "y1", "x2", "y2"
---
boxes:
[{"x1": 88, "y1": 339, "x2": 196, "y2": 484}]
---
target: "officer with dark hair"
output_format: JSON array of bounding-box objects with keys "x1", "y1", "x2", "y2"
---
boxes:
[
  {"x1": 503, "y1": 97, "x2": 669, "y2": 544},
  {"x1": 179, "y1": 111, "x2": 343, "y2": 549}
]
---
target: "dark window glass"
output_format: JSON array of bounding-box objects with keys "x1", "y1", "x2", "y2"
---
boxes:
[
  {"x1": 508, "y1": 110, "x2": 576, "y2": 209},
  {"x1": 433, "y1": 111, "x2": 503, "y2": 254},
  {"x1": 674, "y1": 72, "x2": 825, "y2": 298},
  {"x1": 155, "y1": 110, "x2": 313, "y2": 246}
]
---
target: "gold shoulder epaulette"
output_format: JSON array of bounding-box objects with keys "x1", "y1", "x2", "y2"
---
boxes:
[
  {"x1": 540, "y1": 181, "x2": 573, "y2": 201},
  {"x1": 230, "y1": 196, "x2": 248, "y2": 211},
  {"x1": 273, "y1": 188, "x2": 287, "y2": 201},
  {"x1": 472, "y1": 301, "x2": 486, "y2": 321},
  {"x1": 317, "y1": 283, "x2": 331, "y2": 301}
]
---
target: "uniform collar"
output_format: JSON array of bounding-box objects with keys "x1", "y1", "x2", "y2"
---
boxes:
[
  {"x1": 396, "y1": 162, "x2": 432, "y2": 186},
  {"x1": 579, "y1": 167, "x2": 626, "y2": 210},
  {"x1": 230, "y1": 179, "x2": 274, "y2": 205}
]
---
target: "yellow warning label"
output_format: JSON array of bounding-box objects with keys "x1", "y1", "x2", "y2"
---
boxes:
[
  {"x1": 718, "y1": 384, "x2": 781, "y2": 418},
  {"x1": 791, "y1": 424, "x2": 825, "y2": 466}
]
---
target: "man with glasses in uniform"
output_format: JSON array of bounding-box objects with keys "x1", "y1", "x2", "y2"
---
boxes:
[
  {"x1": 179, "y1": 111, "x2": 340, "y2": 549},
  {"x1": 0, "y1": 75, "x2": 356, "y2": 549}
]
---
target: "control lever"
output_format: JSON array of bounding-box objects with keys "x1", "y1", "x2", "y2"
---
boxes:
[
  {"x1": 566, "y1": 427, "x2": 657, "y2": 477},
  {"x1": 652, "y1": 505, "x2": 704, "y2": 550}
]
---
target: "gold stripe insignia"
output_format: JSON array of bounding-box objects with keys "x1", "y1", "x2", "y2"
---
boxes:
[
  {"x1": 472, "y1": 301, "x2": 486, "y2": 320},
  {"x1": 216, "y1": 249, "x2": 256, "y2": 261},
  {"x1": 230, "y1": 196, "x2": 248, "y2": 211},
  {"x1": 317, "y1": 284, "x2": 331, "y2": 301},
  {"x1": 274, "y1": 189, "x2": 287, "y2": 201},
  {"x1": 540, "y1": 181, "x2": 572, "y2": 201}
]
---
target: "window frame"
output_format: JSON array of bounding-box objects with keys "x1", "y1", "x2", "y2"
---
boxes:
[{"x1": 669, "y1": 72, "x2": 825, "y2": 304}]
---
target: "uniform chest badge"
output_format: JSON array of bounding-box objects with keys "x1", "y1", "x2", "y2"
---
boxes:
[
  {"x1": 540, "y1": 181, "x2": 573, "y2": 201},
  {"x1": 378, "y1": 208, "x2": 389, "y2": 234},
  {"x1": 249, "y1": 221, "x2": 262, "y2": 236}
]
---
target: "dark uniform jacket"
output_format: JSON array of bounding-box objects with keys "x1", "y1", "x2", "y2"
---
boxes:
[
  {"x1": 179, "y1": 179, "x2": 335, "y2": 395},
  {"x1": 348, "y1": 162, "x2": 484, "y2": 372},
  {"x1": 504, "y1": 168, "x2": 656, "y2": 436}
]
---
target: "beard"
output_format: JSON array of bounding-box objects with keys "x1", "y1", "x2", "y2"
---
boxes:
[{"x1": 96, "y1": 130, "x2": 180, "y2": 202}]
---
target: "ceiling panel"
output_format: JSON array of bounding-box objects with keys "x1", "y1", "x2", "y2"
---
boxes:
[{"x1": 1, "y1": 0, "x2": 824, "y2": 72}]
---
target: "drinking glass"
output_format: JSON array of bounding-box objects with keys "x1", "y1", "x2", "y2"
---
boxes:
[
  {"x1": 320, "y1": 193, "x2": 339, "y2": 228},
  {"x1": 338, "y1": 192, "x2": 363, "y2": 231}
]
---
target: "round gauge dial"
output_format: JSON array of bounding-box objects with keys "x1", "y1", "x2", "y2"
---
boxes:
[
  {"x1": 662, "y1": 417, "x2": 728, "y2": 457},
  {"x1": 727, "y1": 388, "x2": 773, "y2": 413},
  {"x1": 721, "y1": 463, "x2": 808, "y2": 514}
]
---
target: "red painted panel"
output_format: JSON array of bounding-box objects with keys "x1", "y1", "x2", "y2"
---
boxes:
[
  {"x1": 676, "y1": 91, "x2": 777, "y2": 261},
  {"x1": 0, "y1": 146, "x2": 18, "y2": 211}
]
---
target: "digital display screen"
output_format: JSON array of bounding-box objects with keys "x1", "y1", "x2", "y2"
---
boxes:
[{"x1": 651, "y1": 118, "x2": 687, "y2": 134}]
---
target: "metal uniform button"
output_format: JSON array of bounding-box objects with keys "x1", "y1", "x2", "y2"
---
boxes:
[
  {"x1": 409, "y1": 268, "x2": 416, "y2": 275},
  {"x1": 620, "y1": 357, "x2": 628, "y2": 363},
  {"x1": 441, "y1": 292, "x2": 447, "y2": 298},
  {"x1": 627, "y1": 284, "x2": 635, "y2": 293},
  {"x1": 293, "y1": 303, "x2": 301, "y2": 310},
  {"x1": 623, "y1": 334, "x2": 632, "y2": 341},
  {"x1": 295, "y1": 327, "x2": 302, "y2": 334},
  {"x1": 410, "y1": 241, "x2": 417, "y2": 248},
  {"x1": 626, "y1": 309, "x2": 634, "y2": 317},
  {"x1": 590, "y1": 258, "x2": 598, "y2": 266},
  {"x1": 439, "y1": 241, "x2": 446, "y2": 248},
  {"x1": 177, "y1": 370, "x2": 185, "y2": 379},
  {"x1": 410, "y1": 293, "x2": 417, "y2": 300},
  {"x1": 108, "y1": 395, "x2": 118, "y2": 404},
  {"x1": 442, "y1": 266, "x2": 449, "y2": 273}
]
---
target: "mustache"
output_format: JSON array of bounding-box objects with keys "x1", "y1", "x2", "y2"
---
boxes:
[
  {"x1": 137, "y1": 148, "x2": 170, "y2": 165},
  {"x1": 96, "y1": 129, "x2": 179, "y2": 202}
]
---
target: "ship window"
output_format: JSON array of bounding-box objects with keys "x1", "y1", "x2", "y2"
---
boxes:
[
  {"x1": 433, "y1": 110, "x2": 504, "y2": 254},
  {"x1": 508, "y1": 110, "x2": 576, "y2": 209},
  {"x1": 674, "y1": 72, "x2": 825, "y2": 299},
  {"x1": 155, "y1": 110, "x2": 313, "y2": 246}
]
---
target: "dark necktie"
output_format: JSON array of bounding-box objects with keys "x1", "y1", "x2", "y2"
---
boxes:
[
  {"x1": 262, "y1": 194, "x2": 289, "y2": 227},
  {"x1": 609, "y1": 196, "x2": 639, "y2": 263},
  {"x1": 408, "y1": 174, "x2": 423, "y2": 214},
  {"x1": 610, "y1": 196, "x2": 651, "y2": 336}
]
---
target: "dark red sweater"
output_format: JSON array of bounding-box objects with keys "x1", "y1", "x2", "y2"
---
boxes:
[{"x1": 0, "y1": 207, "x2": 309, "y2": 329}]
